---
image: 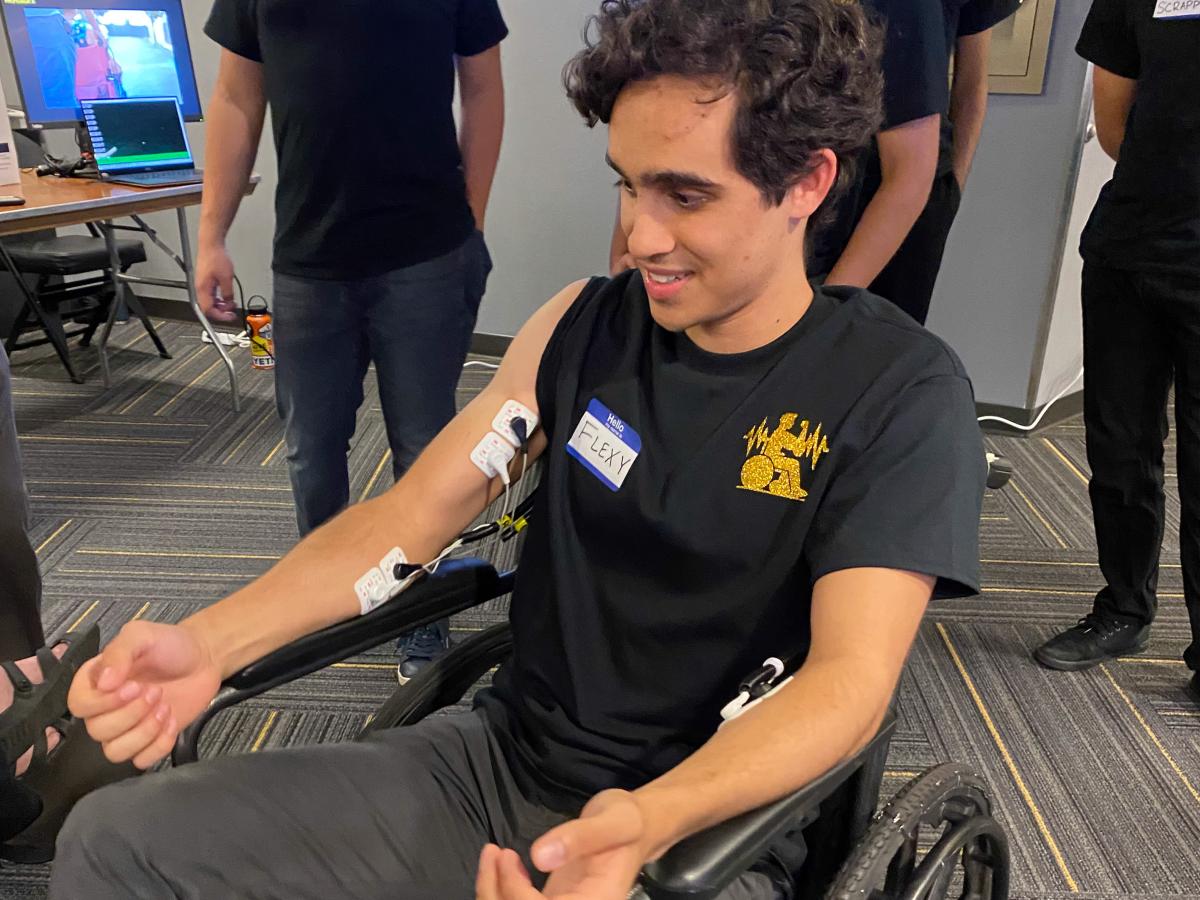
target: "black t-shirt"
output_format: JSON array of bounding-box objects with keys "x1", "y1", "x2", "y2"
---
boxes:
[
  {"x1": 1077, "y1": 0, "x2": 1200, "y2": 275},
  {"x1": 476, "y1": 273, "x2": 986, "y2": 802},
  {"x1": 204, "y1": 0, "x2": 507, "y2": 280}
]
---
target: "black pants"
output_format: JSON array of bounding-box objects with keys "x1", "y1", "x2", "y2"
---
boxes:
[
  {"x1": 1083, "y1": 261, "x2": 1200, "y2": 671},
  {"x1": 0, "y1": 345, "x2": 44, "y2": 660},
  {"x1": 870, "y1": 171, "x2": 962, "y2": 326},
  {"x1": 52, "y1": 710, "x2": 778, "y2": 899}
]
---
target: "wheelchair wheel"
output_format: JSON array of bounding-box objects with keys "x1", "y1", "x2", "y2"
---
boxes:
[{"x1": 825, "y1": 763, "x2": 1009, "y2": 900}]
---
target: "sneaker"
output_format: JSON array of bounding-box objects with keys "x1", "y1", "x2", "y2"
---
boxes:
[
  {"x1": 1034, "y1": 613, "x2": 1150, "y2": 671},
  {"x1": 396, "y1": 619, "x2": 451, "y2": 684}
]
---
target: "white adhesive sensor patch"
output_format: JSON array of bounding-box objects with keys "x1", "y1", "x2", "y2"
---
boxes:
[
  {"x1": 470, "y1": 432, "x2": 516, "y2": 479},
  {"x1": 492, "y1": 400, "x2": 539, "y2": 449}
]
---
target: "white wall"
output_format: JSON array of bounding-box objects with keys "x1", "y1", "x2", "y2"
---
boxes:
[
  {"x1": 1034, "y1": 73, "x2": 1113, "y2": 408},
  {"x1": 474, "y1": 0, "x2": 613, "y2": 334},
  {"x1": 927, "y1": 0, "x2": 1093, "y2": 409}
]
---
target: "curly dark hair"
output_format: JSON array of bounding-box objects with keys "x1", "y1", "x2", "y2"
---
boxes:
[{"x1": 564, "y1": 0, "x2": 884, "y2": 226}]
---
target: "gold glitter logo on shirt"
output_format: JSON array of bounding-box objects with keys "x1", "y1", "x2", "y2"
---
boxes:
[{"x1": 739, "y1": 414, "x2": 829, "y2": 501}]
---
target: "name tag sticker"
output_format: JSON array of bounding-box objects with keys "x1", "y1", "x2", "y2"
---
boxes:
[
  {"x1": 1154, "y1": 0, "x2": 1200, "y2": 19},
  {"x1": 567, "y1": 399, "x2": 641, "y2": 491}
]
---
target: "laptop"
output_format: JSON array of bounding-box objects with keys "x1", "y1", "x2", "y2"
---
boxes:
[{"x1": 82, "y1": 97, "x2": 203, "y2": 188}]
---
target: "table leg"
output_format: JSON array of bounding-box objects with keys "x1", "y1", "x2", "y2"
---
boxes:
[
  {"x1": 97, "y1": 220, "x2": 124, "y2": 387},
  {"x1": 0, "y1": 238, "x2": 82, "y2": 384},
  {"x1": 176, "y1": 207, "x2": 240, "y2": 412}
]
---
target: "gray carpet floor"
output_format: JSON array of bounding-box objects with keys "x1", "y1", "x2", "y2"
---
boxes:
[{"x1": 1, "y1": 319, "x2": 1198, "y2": 898}]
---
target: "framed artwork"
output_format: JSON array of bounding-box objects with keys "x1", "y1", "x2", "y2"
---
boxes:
[{"x1": 988, "y1": 0, "x2": 1058, "y2": 94}]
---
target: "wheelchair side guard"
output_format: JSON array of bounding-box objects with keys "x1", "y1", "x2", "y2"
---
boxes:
[
  {"x1": 172, "y1": 558, "x2": 507, "y2": 767},
  {"x1": 637, "y1": 713, "x2": 898, "y2": 900},
  {"x1": 359, "y1": 622, "x2": 514, "y2": 735},
  {"x1": 825, "y1": 763, "x2": 1009, "y2": 900}
]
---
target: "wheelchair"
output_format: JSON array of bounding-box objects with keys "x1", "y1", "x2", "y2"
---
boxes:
[{"x1": 174, "y1": 496, "x2": 1010, "y2": 900}]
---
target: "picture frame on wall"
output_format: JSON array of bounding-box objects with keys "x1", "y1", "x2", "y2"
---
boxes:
[{"x1": 988, "y1": 0, "x2": 1057, "y2": 94}]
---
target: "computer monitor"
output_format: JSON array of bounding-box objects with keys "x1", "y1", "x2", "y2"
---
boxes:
[
  {"x1": 1, "y1": 0, "x2": 202, "y2": 129},
  {"x1": 83, "y1": 96, "x2": 192, "y2": 175}
]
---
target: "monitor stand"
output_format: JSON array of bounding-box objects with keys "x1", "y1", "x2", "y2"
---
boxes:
[{"x1": 67, "y1": 121, "x2": 99, "y2": 179}]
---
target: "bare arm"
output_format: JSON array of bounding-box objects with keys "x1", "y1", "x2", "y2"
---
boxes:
[
  {"x1": 70, "y1": 281, "x2": 587, "y2": 768},
  {"x1": 198, "y1": 50, "x2": 265, "y2": 263},
  {"x1": 631, "y1": 568, "x2": 932, "y2": 856},
  {"x1": 1093, "y1": 65, "x2": 1136, "y2": 163},
  {"x1": 826, "y1": 115, "x2": 941, "y2": 288},
  {"x1": 493, "y1": 568, "x2": 934, "y2": 896},
  {"x1": 950, "y1": 31, "x2": 992, "y2": 189},
  {"x1": 188, "y1": 279, "x2": 584, "y2": 677},
  {"x1": 195, "y1": 50, "x2": 266, "y2": 318},
  {"x1": 457, "y1": 45, "x2": 505, "y2": 232}
]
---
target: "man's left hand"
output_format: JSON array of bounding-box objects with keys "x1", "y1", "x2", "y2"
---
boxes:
[{"x1": 475, "y1": 790, "x2": 652, "y2": 899}]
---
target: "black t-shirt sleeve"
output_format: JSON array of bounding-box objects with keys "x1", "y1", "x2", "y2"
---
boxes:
[
  {"x1": 958, "y1": 0, "x2": 1023, "y2": 36},
  {"x1": 204, "y1": 0, "x2": 261, "y2": 63},
  {"x1": 1077, "y1": 0, "x2": 1139, "y2": 79},
  {"x1": 878, "y1": 0, "x2": 950, "y2": 128},
  {"x1": 456, "y1": 0, "x2": 509, "y2": 57},
  {"x1": 805, "y1": 374, "x2": 986, "y2": 599}
]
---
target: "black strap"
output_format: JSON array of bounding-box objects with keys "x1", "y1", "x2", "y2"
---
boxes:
[{"x1": 1, "y1": 661, "x2": 32, "y2": 694}]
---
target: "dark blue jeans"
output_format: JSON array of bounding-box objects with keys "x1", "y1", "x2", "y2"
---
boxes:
[{"x1": 273, "y1": 231, "x2": 491, "y2": 536}]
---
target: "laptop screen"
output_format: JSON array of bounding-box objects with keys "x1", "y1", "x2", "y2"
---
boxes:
[{"x1": 83, "y1": 98, "x2": 194, "y2": 175}]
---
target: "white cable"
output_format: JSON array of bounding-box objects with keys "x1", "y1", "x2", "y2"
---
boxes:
[
  {"x1": 977, "y1": 367, "x2": 1084, "y2": 433},
  {"x1": 463, "y1": 361, "x2": 501, "y2": 370},
  {"x1": 201, "y1": 329, "x2": 249, "y2": 349},
  {"x1": 424, "y1": 538, "x2": 465, "y2": 576}
]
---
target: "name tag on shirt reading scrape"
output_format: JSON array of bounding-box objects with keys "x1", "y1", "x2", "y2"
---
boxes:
[
  {"x1": 1154, "y1": 0, "x2": 1200, "y2": 19},
  {"x1": 567, "y1": 399, "x2": 641, "y2": 491}
]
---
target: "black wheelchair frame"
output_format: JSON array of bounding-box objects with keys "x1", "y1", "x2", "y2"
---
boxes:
[{"x1": 173, "y1": 557, "x2": 1010, "y2": 900}]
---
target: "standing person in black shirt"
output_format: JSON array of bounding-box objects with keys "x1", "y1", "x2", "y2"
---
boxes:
[
  {"x1": 811, "y1": 0, "x2": 1021, "y2": 326},
  {"x1": 54, "y1": 2, "x2": 985, "y2": 897},
  {"x1": 199, "y1": 0, "x2": 507, "y2": 679},
  {"x1": 1036, "y1": 0, "x2": 1200, "y2": 700}
]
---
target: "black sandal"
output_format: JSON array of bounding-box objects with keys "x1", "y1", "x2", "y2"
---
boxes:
[
  {"x1": 0, "y1": 626, "x2": 100, "y2": 773},
  {"x1": 1, "y1": 716, "x2": 140, "y2": 864},
  {"x1": 0, "y1": 717, "x2": 68, "y2": 857}
]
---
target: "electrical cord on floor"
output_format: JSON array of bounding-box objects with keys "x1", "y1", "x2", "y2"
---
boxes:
[{"x1": 977, "y1": 367, "x2": 1084, "y2": 433}]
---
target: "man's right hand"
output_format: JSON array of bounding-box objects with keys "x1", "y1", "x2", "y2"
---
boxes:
[
  {"x1": 195, "y1": 244, "x2": 240, "y2": 323},
  {"x1": 68, "y1": 621, "x2": 223, "y2": 769}
]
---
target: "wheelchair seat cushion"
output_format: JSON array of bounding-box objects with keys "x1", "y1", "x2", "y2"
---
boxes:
[{"x1": 5, "y1": 235, "x2": 147, "y2": 276}]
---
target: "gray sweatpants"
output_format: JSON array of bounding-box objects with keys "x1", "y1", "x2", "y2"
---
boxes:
[{"x1": 51, "y1": 709, "x2": 777, "y2": 899}]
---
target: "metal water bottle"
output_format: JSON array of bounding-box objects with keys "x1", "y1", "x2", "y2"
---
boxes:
[{"x1": 245, "y1": 299, "x2": 275, "y2": 370}]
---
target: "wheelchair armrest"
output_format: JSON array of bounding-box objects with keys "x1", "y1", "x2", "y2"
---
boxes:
[
  {"x1": 225, "y1": 558, "x2": 506, "y2": 692},
  {"x1": 639, "y1": 712, "x2": 898, "y2": 900},
  {"x1": 173, "y1": 558, "x2": 507, "y2": 766},
  {"x1": 361, "y1": 622, "x2": 514, "y2": 733}
]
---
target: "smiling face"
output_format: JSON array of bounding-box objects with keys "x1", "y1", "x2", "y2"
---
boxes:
[{"x1": 608, "y1": 75, "x2": 836, "y2": 352}]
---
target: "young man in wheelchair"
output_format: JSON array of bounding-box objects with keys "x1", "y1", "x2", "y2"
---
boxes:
[{"x1": 54, "y1": 1, "x2": 986, "y2": 897}]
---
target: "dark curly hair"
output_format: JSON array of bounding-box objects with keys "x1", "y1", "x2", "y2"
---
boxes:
[{"x1": 564, "y1": 0, "x2": 883, "y2": 228}]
